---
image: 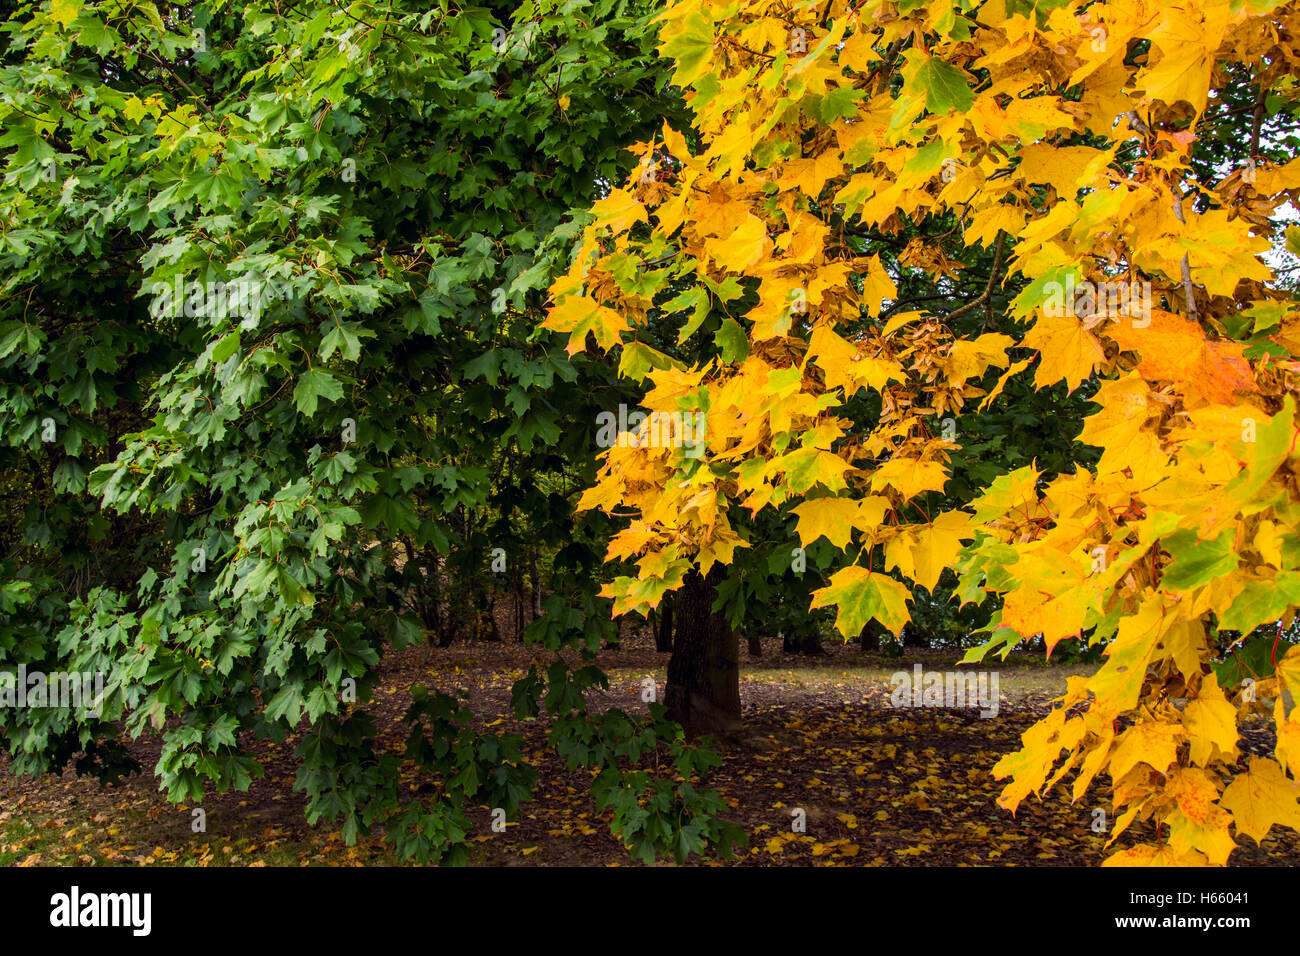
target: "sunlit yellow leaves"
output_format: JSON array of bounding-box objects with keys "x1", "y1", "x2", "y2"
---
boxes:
[
  {"x1": 1004, "y1": 95, "x2": 1079, "y2": 140},
  {"x1": 1279, "y1": 645, "x2": 1300, "y2": 707},
  {"x1": 776, "y1": 445, "x2": 851, "y2": 494},
  {"x1": 1183, "y1": 680, "x2": 1239, "y2": 767},
  {"x1": 1110, "y1": 721, "x2": 1184, "y2": 784},
  {"x1": 776, "y1": 151, "x2": 845, "y2": 199},
  {"x1": 791, "y1": 495, "x2": 889, "y2": 550},
  {"x1": 1079, "y1": 374, "x2": 1167, "y2": 482},
  {"x1": 1107, "y1": 310, "x2": 1256, "y2": 405},
  {"x1": 978, "y1": 356, "x2": 1032, "y2": 411},
  {"x1": 1220, "y1": 757, "x2": 1300, "y2": 845},
  {"x1": 1016, "y1": 144, "x2": 1112, "y2": 196},
  {"x1": 709, "y1": 213, "x2": 770, "y2": 273},
  {"x1": 1022, "y1": 310, "x2": 1104, "y2": 391},
  {"x1": 970, "y1": 464, "x2": 1039, "y2": 524},
  {"x1": 993, "y1": 708, "x2": 1081, "y2": 813},
  {"x1": 1164, "y1": 767, "x2": 1236, "y2": 866},
  {"x1": 545, "y1": 295, "x2": 630, "y2": 355},
  {"x1": 869, "y1": 458, "x2": 949, "y2": 500},
  {"x1": 552, "y1": 0, "x2": 1300, "y2": 869},
  {"x1": 1103, "y1": 844, "x2": 1209, "y2": 866},
  {"x1": 858, "y1": 254, "x2": 898, "y2": 317},
  {"x1": 606, "y1": 521, "x2": 664, "y2": 562},
  {"x1": 696, "y1": 524, "x2": 750, "y2": 577},
  {"x1": 1137, "y1": 1, "x2": 1231, "y2": 116},
  {"x1": 1276, "y1": 699, "x2": 1300, "y2": 775},
  {"x1": 837, "y1": 25, "x2": 880, "y2": 73},
  {"x1": 967, "y1": 205, "x2": 1026, "y2": 250},
  {"x1": 807, "y1": 325, "x2": 903, "y2": 397},
  {"x1": 1088, "y1": 595, "x2": 1166, "y2": 717},
  {"x1": 1170, "y1": 209, "x2": 1273, "y2": 297},
  {"x1": 884, "y1": 510, "x2": 972, "y2": 592},
  {"x1": 591, "y1": 188, "x2": 647, "y2": 236},
  {"x1": 1000, "y1": 583, "x2": 1095, "y2": 653},
  {"x1": 656, "y1": 0, "x2": 715, "y2": 87},
  {"x1": 943, "y1": 333, "x2": 1014, "y2": 384}
]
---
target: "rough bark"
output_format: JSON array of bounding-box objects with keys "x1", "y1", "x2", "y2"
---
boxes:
[{"x1": 665, "y1": 566, "x2": 741, "y2": 735}]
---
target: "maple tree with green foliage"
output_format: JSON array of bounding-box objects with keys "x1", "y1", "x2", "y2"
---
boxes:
[{"x1": 0, "y1": 0, "x2": 745, "y2": 866}]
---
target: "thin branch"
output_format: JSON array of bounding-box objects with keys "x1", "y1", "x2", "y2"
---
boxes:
[
  {"x1": 1170, "y1": 190, "x2": 1198, "y2": 318},
  {"x1": 938, "y1": 230, "x2": 1007, "y2": 323}
]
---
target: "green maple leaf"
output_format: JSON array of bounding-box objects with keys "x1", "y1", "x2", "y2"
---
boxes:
[
  {"x1": 908, "y1": 53, "x2": 975, "y2": 114},
  {"x1": 811, "y1": 566, "x2": 911, "y2": 638},
  {"x1": 293, "y1": 367, "x2": 344, "y2": 417},
  {"x1": 1161, "y1": 527, "x2": 1239, "y2": 591}
]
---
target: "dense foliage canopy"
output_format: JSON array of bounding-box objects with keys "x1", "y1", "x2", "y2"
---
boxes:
[{"x1": 3, "y1": 0, "x2": 1300, "y2": 866}]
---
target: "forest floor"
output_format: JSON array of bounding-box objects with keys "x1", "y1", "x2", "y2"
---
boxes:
[{"x1": 3, "y1": 631, "x2": 1298, "y2": 867}]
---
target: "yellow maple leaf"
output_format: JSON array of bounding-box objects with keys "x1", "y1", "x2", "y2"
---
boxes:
[
  {"x1": 904, "y1": 511, "x2": 971, "y2": 592},
  {"x1": 1183, "y1": 681, "x2": 1239, "y2": 766},
  {"x1": 1022, "y1": 310, "x2": 1104, "y2": 392},
  {"x1": 869, "y1": 458, "x2": 949, "y2": 500},
  {"x1": 807, "y1": 325, "x2": 903, "y2": 396},
  {"x1": 1221, "y1": 757, "x2": 1300, "y2": 844},
  {"x1": 545, "y1": 295, "x2": 628, "y2": 354},
  {"x1": 710, "y1": 214, "x2": 770, "y2": 273},
  {"x1": 790, "y1": 495, "x2": 889, "y2": 550},
  {"x1": 1275, "y1": 699, "x2": 1300, "y2": 775}
]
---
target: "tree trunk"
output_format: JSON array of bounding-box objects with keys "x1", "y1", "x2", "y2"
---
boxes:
[
  {"x1": 858, "y1": 620, "x2": 884, "y2": 652},
  {"x1": 665, "y1": 566, "x2": 740, "y2": 735},
  {"x1": 782, "y1": 628, "x2": 823, "y2": 655},
  {"x1": 746, "y1": 627, "x2": 762, "y2": 658},
  {"x1": 654, "y1": 595, "x2": 674, "y2": 652}
]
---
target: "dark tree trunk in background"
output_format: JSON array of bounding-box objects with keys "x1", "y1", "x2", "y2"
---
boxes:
[
  {"x1": 665, "y1": 566, "x2": 741, "y2": 735},
  {"x1": 902, "y1": 624, "x2": 929, "y2": 648},
  {"x1": 654, "y1": 595, "x2": 674, "y2": 652},
  {"x1": 746, "y1": 627, "x2": 762, "y2": 658},
  {"x1": 858, "y1": 620, "x2": 884, "y2": 651},
  {"x1": 782, "y1": 628, "x2": 823, "y2": 655}
]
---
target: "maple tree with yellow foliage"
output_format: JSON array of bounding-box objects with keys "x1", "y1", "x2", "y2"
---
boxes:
[{"x1": 546, "y1": 0, "x2": 1300, "y2": 865}]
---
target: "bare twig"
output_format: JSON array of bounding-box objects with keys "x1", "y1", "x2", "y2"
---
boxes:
[
  {"x1": 939, "y1": 230, "x2": 1007, "y2": 323},
  {"x1": 1171, "y1": 190, "x2": 1198, "y2": 318}
]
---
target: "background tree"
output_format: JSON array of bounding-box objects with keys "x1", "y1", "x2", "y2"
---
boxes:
[{"x1": 0, "y1": 0, "x2": 741, "y2": 865}]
